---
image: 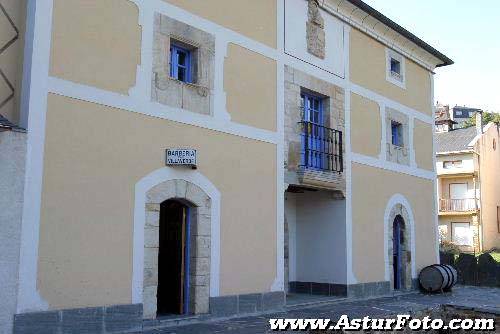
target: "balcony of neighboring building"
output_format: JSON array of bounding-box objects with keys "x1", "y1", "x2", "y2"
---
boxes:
[
  {"x1": 437, "y1": 175, "x2": 479, "y2": 216},
  {"x1": 438, "y1": 198, "x2": 479, "y2": 214}
]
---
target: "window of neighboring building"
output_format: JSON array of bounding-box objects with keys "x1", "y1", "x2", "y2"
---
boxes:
[
  {"x1": 391, "y1": 121, "x2": 403, "y2": 147},
  {"x1": 443, "y1": 160, "x2": 463, "y2": 169},
  {"x1": 493, "y1": 139, "x2": 496, "y2": 151},
  {"x1": 170, "y1": 43, "x2": 192, "y2": 83},
  {"x1": 455, "y1": 110, "x2": 463, "y2": 116},
  {"x1": 452, "y1": 222, "x2": 473, "y2": 246},
  {"x1": 450, "y1": 183, "x2": 468, "y2": 199},
  {"x1": 497, "y1": 206, "x2": 500, "y2": 233}
]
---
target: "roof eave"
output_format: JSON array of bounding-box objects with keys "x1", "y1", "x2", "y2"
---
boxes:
[{"x1": 345, "y1": 0, "x2": 454, "y2": 67}]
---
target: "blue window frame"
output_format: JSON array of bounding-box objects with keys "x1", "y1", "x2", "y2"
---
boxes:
[
  {"x1": 170, "y1": 44, "x2": 192, "y2": 83},
  {"x1": 301, "y1": 93, "x2": 324, "y2": 169},
  {"x1": 390, "y1": 58, "x2": 401, "y2": 74},
  {"x1": 391, "y1": 121, "x2": 403, "y2": 147}
]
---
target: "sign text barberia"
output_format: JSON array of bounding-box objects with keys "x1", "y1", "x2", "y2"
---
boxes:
[{"x1": 166, "y1": 149, "x2": 197, "y2": 168}]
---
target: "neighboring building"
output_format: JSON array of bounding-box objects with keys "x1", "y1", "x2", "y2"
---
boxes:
[
  {"x1": 451, "y1": 106, "x2": 482, "y2": 128},
  {"x1": 1, "y1": 0, "x2": 452, "y2": 332},
  {"x1": 436, "y1": 109, "x2": 500, "y2": 253}
]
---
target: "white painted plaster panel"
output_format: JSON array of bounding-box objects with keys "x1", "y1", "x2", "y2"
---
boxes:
[
  {"x1": 284, "y1": 0, "x2": 345, "y2": 78},
  {"x1": 287, "y1": 191, "x2": 347, "y2": 284}
]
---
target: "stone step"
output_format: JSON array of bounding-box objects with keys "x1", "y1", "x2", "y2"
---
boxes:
[{"x1": 142, "y1": 314, "x2": 207, "y2": 331}]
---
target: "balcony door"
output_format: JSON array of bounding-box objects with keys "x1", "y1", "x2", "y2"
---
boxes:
[
  {"x1": 301, "y1": 93, "x2": 323, "y2": 169},
  {"x1": 449, "y1": 183, "x2": 467, "y2": 199}
]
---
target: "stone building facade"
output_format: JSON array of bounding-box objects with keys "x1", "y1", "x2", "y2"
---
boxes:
[{"x1": 1, "y1": 0, "x2": 452, "y2": 333}]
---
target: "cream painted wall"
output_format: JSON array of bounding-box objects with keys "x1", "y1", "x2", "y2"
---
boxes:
[
  {"x1": 0, "y1": 0, "x2": 26, "y2": 124},
  {"x1": 351, "y1": 163, "x2": 436, "y2": 283},
  {"x1": 350, "y1": 28, "x2": 432, "y2": 116},
  {"x1": 477, "y1": 124, "x2": 500, "y2": 250},
  {"x1": 413, "y1": 120, "x2": 434, "y2": 171},
  {"x1": 224, "y1": 43, "x2": 277, "y2": 131},
  {"x1": 50, "y1": 0, "x2": 141, "y2": 95},
  {"x1": 163, "y1": 0, "x2": 277, "y2": 49},
  {"x1": 350, "y1": 92, "x2": 380, "y2": 158},
  {"x1": 37, "y1": 94, "x2": 277, "y2": 309}
]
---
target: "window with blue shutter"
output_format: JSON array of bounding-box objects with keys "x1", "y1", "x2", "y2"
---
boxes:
[
  {"x1": 170, "y1": 43, "x2": 192, "y2": 83},
  {"x1": 301, "y1": 93, "x2": 324, "y2": 169},
  {"x1": 391, "y1": 121, "x2": 403, "y2": 147}
]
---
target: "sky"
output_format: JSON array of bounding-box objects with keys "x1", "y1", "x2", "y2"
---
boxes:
[{"x1": 363, "y1": 0, "x2": 500, "y2": 112}]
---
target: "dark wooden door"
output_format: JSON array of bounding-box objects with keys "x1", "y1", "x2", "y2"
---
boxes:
[
  {"x1": 393, "y1": 216, "x2": 404, "y2": 290},
  {"x1": 157, "y1": 200, "x2": 186, "y2": 315}
]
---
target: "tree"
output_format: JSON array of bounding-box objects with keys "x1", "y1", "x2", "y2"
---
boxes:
[{"x1": 463, "y1": 111, "x2": 500, "y2": 128}]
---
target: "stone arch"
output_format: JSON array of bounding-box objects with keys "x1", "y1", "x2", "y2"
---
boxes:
[
  {"x1": 384, "y1": 194, "x2": 415, "y2": 291},
  {"x1": 131, "y1": 167, "x2": 221, "y2": 317},
  {"x1": 142, "y1": 179, "x2": 211, "y2": 318}
]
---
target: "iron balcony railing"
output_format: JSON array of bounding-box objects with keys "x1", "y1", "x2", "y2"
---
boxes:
[
  {"x1": 299, "y1": 121, "x2": 343, "y2": 173},
  {"x1": 439, "y1": 198, "x2": 477, "y2": 212}
]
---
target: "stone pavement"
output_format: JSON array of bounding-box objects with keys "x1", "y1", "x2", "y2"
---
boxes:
[{"x1": 137, "y1": 286, "x2": 499, "y2": 334}]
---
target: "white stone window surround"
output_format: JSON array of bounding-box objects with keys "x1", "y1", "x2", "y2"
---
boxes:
[
  {"x1": 152, "y1": 13, "x2": 215, "y2": 116},
  {"x1": 385, "y1": 48, "x2": 406, "y2": 89},
  {"x1": 385, "y1": 108, "x2": 410, "y2": 165}
]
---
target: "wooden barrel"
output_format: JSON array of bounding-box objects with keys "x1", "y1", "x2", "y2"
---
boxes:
[{"x1": 419, "y1": 264, "x2": 458, "y2": 292}]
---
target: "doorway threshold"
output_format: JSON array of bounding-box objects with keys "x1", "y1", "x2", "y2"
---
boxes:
[
  {"x1": 143, "y1": 313, "x2": 209, "y2": 331},
  {"x1": 286, "y1": 293, "x2": 347, "y2": 309}
]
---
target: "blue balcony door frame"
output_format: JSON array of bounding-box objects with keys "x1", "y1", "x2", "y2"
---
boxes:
[
  {"x1": 301, "y1": 93, "x2": 324, "y2": 169},
  {"x1": 393, "y1": 215, "x2": 404, "y2": 290}
]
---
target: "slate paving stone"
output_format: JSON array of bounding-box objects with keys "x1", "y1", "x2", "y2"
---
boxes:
[{"x1": 134, "y1": 286, "x2": 499, "y2": 333}]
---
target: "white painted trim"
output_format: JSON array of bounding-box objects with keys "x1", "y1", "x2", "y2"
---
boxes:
[
  {"x1": 383, "y1": 194, "x2": 417, "y2": 281},
  {"x1": 343, "y1": 25, "x2": 356, "y2": 284},
  {"x1": 271, "y1": 0, "x2": 285, "y2": 291},
  {"x1": 378, "y1": 102, "x2": 387, "y2": 160},
  {"x1": 16, "y1": 0, "x2": 53, "y2": 313},
  {"x1": 132, "y1": 167, "x2": 221, "y2": 303},
  {"x1": 409, "y1": 116, "x2": 416, "y2": 168},
  {"x1": 351, "y1": 153, "x2": 434, "y2": 181},
  {"x1": 430, "y1": 73, "x2": 440, "y2": 263},
  {"x1": 128, "y1": 0, "x2": 154, "y2": 103},
  {"x1": 154, "y1": 0, "x2": 279, "y2": 61},
  {"x1": 320, "y1": 1, "x2": 442, "y2": 71},
  {"x1": 385, "y1": 48, "x2": 406, "y2": 90},
  {"x1": 214, "y1": 37, "x2": 231, "y2": 121},
  {"x1": 47, "y1": 77, "x2": 278, "y2": 145},
  {"x1": 349, "y1": 82, "x2": 433, "y2": 125}
]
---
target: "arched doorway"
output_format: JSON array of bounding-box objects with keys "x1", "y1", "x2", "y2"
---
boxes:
[
  {"x1": 392, "y1": 215, "x2": 405, "y2": 290},
  {"x1": 157, "y1": 199, "x2": 191, "y2": 315},
  {"x1": 142, "y1": 179, "x2": 212, "y2": 319},
  {"x1": 385, "y1": 198, "x2": 414, "y2": 292}
]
